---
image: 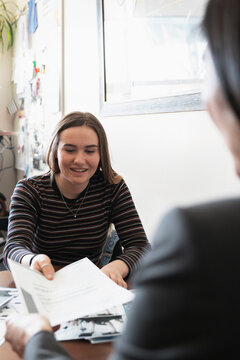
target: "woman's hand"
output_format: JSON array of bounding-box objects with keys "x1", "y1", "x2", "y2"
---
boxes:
[
  {"x1": 21, "y1": 253, "x2": 55, "y2": 280},
  {"x1": 101, "y1": 260, "x2": 129, "y2": 288},
  {"x1": 5, "y1": 314, "x2": 53, "y2": 358},
  {"x1": 30, "y1": 254, "x2": 55, "y2": 280}
]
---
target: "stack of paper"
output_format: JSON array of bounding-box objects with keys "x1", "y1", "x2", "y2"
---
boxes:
[
  {"x1": 0, "y1": 291, "x2": 22, "y2": 346},
  {"x1": 8, "y1": 258, "x2": 135, "y2": 327},
  {"x1": 55, "y1": 304, "x2": 129, "y2": 344}
]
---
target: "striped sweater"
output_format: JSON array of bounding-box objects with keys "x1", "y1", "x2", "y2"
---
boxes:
[{"x1": 3, "y1": 171, "x2": 150, "y2": 275}]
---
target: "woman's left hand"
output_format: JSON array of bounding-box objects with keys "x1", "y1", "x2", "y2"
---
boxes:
[{"x1": 101, "y1": 260, "x2": 129, "y2": 289}]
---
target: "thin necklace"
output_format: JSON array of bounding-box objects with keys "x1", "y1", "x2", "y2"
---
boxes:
[{"x1": 60, "y1": 184, "x2": 89, "y2": 218}]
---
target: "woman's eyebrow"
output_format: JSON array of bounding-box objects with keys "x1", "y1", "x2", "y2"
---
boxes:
[
  {"x1": 85, "y1": 145, "x2": 99, "y2": 148},
  {"x1": 62, "y1": 144, "x2": 98, "y2": 148},
  {"x1": 63, "y1": 144, "x2": 76, "y2": 147}
]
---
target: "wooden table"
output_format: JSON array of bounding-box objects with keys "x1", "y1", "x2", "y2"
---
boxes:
[{"x1": 0, "y1": 271, "x2": 113, "y2": 360}]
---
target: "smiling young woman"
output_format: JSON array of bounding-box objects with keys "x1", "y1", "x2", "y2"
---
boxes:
[{"x1": 4, "y1": 112, "x2": 151, "y2": 288}]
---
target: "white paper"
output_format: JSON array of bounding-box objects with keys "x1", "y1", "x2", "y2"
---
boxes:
[{"x1": 8, "y1": 258, "x2": 134, "y2": 326}]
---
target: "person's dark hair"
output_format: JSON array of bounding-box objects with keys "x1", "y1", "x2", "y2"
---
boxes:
[
  {"x1": 202, "y1": 0, "x2": 240, "y2": 121},
  {"x1": 46, "y1": 111, "x2": 121, "y2": 184}
]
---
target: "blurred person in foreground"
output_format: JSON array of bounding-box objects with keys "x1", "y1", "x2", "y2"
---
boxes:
[{"x1": 5, "y1": 0, "x2": 240, "y2": 358}]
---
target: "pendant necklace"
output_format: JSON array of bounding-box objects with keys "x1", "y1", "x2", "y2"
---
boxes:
[{"x1": 60, "y1": 184, "x2": 89, "y2": 218}]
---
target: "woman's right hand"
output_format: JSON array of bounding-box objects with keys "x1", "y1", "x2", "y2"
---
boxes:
[{"x1": 30, "y1": 254, "x2": 55, "y2": 280}]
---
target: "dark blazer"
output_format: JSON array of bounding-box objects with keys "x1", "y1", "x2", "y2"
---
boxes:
[
  {"x1": 25, "y1": 198, "x2": 240, "y2": 359},
  {"x1": 111, "y1": 198, "x2": 240, "y2": 359},
  {"x1": 25, "y1": 331, "x2": 72, "y2": 360}
]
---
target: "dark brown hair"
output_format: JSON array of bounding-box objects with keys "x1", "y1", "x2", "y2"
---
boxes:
[
  {"x1": 202, "y1": 0, "x2": 240, "y2": 121},
  {"x1": 46, "y1": 111, "x2": 121, "y2": 184}
]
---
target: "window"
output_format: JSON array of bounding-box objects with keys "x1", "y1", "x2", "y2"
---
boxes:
[{"x1": 97, "y1": 0, "x2": 208, "y2": 116}]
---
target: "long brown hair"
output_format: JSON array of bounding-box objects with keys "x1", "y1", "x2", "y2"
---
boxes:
[{"x1": 46, "y1": 112, "x2": 121, "y2": 184}]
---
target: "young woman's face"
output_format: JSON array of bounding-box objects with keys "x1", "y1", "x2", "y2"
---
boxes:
[
  {"x1": 56, "y1": 126, "x2": 100, "y2": 193},
  {"x1": 204, "y1": 51, "x2": 240, "y2": 178}
]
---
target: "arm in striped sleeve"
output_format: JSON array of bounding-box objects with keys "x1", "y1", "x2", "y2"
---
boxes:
[
  {"x1": 3, "y1": 179, "x2": 41, "y2": 269},
  {"x1": 110, "y1": 180, "x2": 151, "y2": 276}
]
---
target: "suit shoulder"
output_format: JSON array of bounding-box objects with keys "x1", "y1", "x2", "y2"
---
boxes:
[
  {"x1": 151, "y1": 197, "x2": 240, "y2": 268},
  {"x1": 152, "y1": 207, "x2": 192, "y2": 247},
  {"x1": 155, "y1": 197, "x2": 240, "y2": 244}
]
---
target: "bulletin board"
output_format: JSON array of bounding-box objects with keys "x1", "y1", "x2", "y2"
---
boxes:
[{"x1": 12, "y1": 0, "x2": 63, "y2": 176}]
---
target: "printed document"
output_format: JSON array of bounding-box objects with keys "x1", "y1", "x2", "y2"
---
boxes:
[{"x1": 8, "y1": 258, "x2": 134, "y2": 326}]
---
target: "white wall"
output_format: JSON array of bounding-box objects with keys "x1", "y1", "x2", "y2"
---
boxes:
[
  {"x1": 0, "y1": 49, "x2": 16, "y2": 209},
  {"x1": 64, "y1": 1, "x2": 240, "y2": 239}
]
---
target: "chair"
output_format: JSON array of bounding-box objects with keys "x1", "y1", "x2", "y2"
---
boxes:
[
  {"x1": 0, "y1": 215, "x2": 8, "y2": 266},
  {"x1": 0, "y1": 216, "x2": 8, "y2": 232},
  {"x1": 100, "y1": 228, "x2": 122, "y2": 266}
]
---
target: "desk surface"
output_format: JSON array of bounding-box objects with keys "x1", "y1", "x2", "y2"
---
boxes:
[{"x1": 0, "y1": 271, "x2": 113, "y2": 360}]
